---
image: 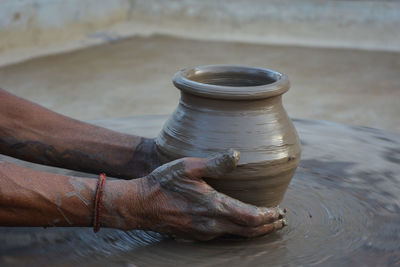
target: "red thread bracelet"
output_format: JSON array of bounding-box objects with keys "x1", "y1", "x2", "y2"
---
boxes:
[{"x1": 93, "y1": 173, "x2": 106, "y2": 233}]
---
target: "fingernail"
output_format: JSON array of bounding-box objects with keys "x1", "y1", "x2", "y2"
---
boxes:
[
  {"x1": 282, "y1": 218, "x2": 288, "y2": 227},
  {"x1": 230, "y1": 149, "x2": 240, "y2": 162},
  {"x1": 278, "y1": 207, "x2": 286, "y2": 219},
  {"x1": 217, "y1": 149, "x2": 240, "y2": 163},
  {"x1": 213, "y1": 149, "x2": 240, "y2": 170}
]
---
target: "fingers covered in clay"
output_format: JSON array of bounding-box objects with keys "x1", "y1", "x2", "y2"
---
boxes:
[
  {"x1": 140, "y1": 150, "x2": 286, "y2": 241},
  {"x1": 191, "y1": 217, "x2": 287, "y2": 241},
  {"x1": 205, "y1": 149, "x2": 240, "y2": 178},
  {"x1": 228, "y1": 219, "x2": 287, "y2": 238},
  {"x1": 232, "y1": 205, "x2": 285, "y2": 227},
  {"x1": 212, "y1": 191, "x2": 285, "y2": 226},
  {"x1": 181, "y1": 149, "x2": 240, "y2": 179}
]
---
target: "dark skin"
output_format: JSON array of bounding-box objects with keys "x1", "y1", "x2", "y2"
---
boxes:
[
  {"x1": 0, "y1": 89, "x2": 158, "y2": 178},
  {"x1": 0, "y1": 89, "x2": 286, "y2": 240}
]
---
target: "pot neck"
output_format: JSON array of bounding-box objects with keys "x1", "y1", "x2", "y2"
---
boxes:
[{"x1": 179, "y1": 92, "x2": 283, "y2": 112}]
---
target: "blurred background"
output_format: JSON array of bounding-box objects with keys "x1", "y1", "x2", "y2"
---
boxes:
[{"x1": 1, "y1": 0, "x2": 399, "y2": 133}]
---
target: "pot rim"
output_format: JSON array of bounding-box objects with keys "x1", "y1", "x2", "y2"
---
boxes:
[{"x1": 173, "y1": 64, "x2": 290, "y2": 100}]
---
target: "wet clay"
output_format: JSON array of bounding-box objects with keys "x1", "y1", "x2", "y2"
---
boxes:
[
  {"x1": 156, "y1": 65, "x2": 301, "y2": 207},
  {"x1": 142, "y1": 149, "x2": 286, "y2": 241},
  {"x1": 1, "y1": 116, "x2": 399, "y2": 266}
]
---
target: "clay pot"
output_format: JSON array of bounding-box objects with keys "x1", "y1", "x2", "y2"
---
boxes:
[{"x1": 156, "y1": 65, "x2": 301, "y2": 207}]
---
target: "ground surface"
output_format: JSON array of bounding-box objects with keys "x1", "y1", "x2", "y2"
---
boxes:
[{"x1": 0, "y1": 34, "x2": 399, "y2": 133}]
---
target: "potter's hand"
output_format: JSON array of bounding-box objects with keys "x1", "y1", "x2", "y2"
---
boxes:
[{"x1": 130, "y1": 149, "x2": 286, "y2": 241}]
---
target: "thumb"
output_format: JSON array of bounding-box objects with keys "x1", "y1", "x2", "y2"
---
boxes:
[{"x1": 205, "y1": 149, "x2": 240, "y2": 178}]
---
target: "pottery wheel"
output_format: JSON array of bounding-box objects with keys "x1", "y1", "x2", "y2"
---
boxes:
[{"x1": 1, "y1": 116, "x2": 399, "y2": 266}]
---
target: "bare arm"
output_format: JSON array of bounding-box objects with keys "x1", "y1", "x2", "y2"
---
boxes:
[
  {"x1": 0, "y1": 151, "x2": 286, "y2": 240},
  {"x1": 0, "y1": 89, "x2": 159, "y2": 178},
  {"x1": 0, "y1": 160, "x2": 138, "y2": 228}
]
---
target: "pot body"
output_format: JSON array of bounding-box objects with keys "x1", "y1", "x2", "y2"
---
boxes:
[{"x1": 156, "y1": 66, "x2": 301, "y2": 207}]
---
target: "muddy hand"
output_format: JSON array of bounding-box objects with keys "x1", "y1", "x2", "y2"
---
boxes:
[{"x1": 134, "y1": 149, "x2": 286, "y2": 241}]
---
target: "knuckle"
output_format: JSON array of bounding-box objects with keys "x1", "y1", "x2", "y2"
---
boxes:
[
  {"x1": 205, "y1": 219, "x2": 219, "y2": 231},
  {"x1": 195, "y1": 219, "x2": 217, "y2": 233},
  {"x1": 271, "y1": 207, "x2": 282, "y2": 219},
  {"x1": 210, "y1": 199, "x2": 227, "y2": 216},
  {"x1": 193, "y1": 220, "x2": 222, "y2": 241},
  {"x1": 243, "y1": 210, "x2": 262, "y2": 226}
]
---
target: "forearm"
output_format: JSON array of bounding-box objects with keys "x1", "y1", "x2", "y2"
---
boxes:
[
  {"x1": 0, "y1": 89, "x2": 158, "y2": 178},
  {"x1": 0, "y1": 160, "x2": 141, "y2": 229}
]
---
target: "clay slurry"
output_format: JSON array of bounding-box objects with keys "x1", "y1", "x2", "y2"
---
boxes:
[{"x1": 1, "y1": 117, "x2": 399, "y2": 266}]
